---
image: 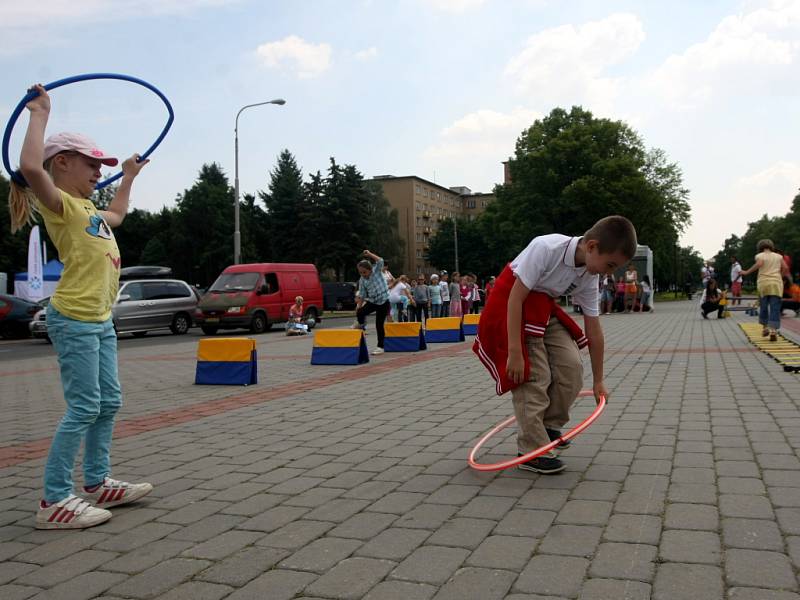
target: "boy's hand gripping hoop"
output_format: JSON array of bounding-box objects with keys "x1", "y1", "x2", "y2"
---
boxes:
[
  {"x1": 2, "y1": 73, "x2": 174, "y2": 190},
  {"x1": 468, "y1": 390, "x2": 606, "y2": 472}
]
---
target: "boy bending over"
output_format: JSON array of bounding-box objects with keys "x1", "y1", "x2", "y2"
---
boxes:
[{"x1": 475, "y1": 216, "x2": 637, "y2": 474}]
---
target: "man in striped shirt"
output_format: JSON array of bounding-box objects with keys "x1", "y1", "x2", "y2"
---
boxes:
[{"x1": 355, "y1": 249, "x2": 390, "y2": 355}]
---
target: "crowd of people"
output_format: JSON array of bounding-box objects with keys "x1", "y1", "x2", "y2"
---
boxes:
[
  {"x1": 382, "y1": 268, "x2": 495, "y2": 324},
  {"x1": 698, "y1": 243, "x2": 797, "y2": 342},
  {"x1": 598, "y1": 263, "x2": 652, "y2": 314}
]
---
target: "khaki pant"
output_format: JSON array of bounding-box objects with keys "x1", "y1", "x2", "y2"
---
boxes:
[{"x1": 511, "y1": 318, "x2": 583, "y2": 453}]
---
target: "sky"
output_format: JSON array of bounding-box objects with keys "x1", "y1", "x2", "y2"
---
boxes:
[{"x1": 1, "y1": 0, "x2": 799, "y2": 260}]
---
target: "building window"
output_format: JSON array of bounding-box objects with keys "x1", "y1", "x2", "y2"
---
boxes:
[
  {"x1": 416, "y1": 250, "x2": 422, "y2": 258},
  {"x1": 416, "y1": 202, "x2": 421, "y2": 210},
  {"x1": 415, "y1": 184, "x2": 420, "y2": 194}
]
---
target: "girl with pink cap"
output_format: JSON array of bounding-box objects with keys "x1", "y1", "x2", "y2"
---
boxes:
[{"x1": 9, "y1": 84, "x2": 153, "y2": 530}]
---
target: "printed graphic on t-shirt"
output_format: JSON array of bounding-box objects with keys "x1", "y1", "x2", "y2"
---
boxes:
[{"x1": 85, "y1": 213, "x2": 113, "y2": 240}]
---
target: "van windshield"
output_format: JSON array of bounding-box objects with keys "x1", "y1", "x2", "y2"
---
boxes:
[{"x1": 208, "y1": 272, "x2": 260, "y2": 292}]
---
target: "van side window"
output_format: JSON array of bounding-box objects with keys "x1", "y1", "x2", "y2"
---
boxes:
[
  {"x1": 143, "y1": 282, "x2": 173, "y2": 300},
  {"x1": 265, "y1": 273, "x2": 279, "y2": 294},
  {"x1": 121, "y1": 282, "x2": 144, "y2": 301}
]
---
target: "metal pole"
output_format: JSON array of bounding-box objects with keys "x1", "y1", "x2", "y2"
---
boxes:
[
  {"x1": 454, "y1": 217, "x2": 459, "y2": 273},
  {"x1": 233, "y1": 99, "x2": 286, "y2": 265}
]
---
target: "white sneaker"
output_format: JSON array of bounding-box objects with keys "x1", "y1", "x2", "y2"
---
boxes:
[
  {"x1": 36, "y1": 494, "x2": 112, "y2": 530},
  {"x1": 81, "y1": 477, "x2": 153, "y2": 509},
  {"x1": 371, "y1": 347, "x2": 384, "y2": 355}
]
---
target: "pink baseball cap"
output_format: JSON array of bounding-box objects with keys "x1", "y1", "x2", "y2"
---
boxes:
[{"x1": 43, "y1": 132, "x2": 118, "y2": 166}]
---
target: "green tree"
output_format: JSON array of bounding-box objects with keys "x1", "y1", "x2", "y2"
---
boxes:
[
  {"x1": 259, "y1": 150, "x2": 306, "y2": 262},
  {"x1": 363, "y1": 181, "x2": 404, "y2": 273},
  {"x1": 171, "y1": 163, "x2": 234, "y2": 285}
]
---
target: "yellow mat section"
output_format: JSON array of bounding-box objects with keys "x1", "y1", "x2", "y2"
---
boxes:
[
  {"x1": 739, "y1": 323, "x2": 800, "y2": 373},
  {"x1": 463, "y1": 313, "x2": 481, "y2": 326},
  {"x1": 425, "y1": 317, "x2": 462, "y2": 331},
  {"x1": 313, "y1": 329, "x2": 364, "y2": 347},
  {"x1": 197, "y1": 338, "x2": 256, "y2": 362},
  {"x1": 384, "y1": 322, "x2": 422, "y2": 337}
]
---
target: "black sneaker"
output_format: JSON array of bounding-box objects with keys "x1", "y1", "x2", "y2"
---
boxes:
[
  {"x1": 518, "y1": 453, "x2": 566, "y2": 474},
  {"x1": 546, "y1": 428, "x2": 571, "y2": 449},
  {"x1": 701, "y1": 310, "x2": 708, "y2": 319}
]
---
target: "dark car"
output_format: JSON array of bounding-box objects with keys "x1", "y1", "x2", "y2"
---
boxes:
[
  {"x1": 0, "y1": 294, "x2": 41, "y2": 339},
  {"x1": 322, "y1": 282, "x2": 357, "y2": 311}
]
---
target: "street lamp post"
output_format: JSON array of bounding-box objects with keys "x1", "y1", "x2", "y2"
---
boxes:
[{"x1": 234, "y1": 98, "x2": 286, "y2": 264}]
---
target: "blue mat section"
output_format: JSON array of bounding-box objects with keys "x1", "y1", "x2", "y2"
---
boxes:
[
  {"x1": 384, "y1": 334, "x2": 427, "y2": 352},
  {"x1": 425, "y1": 328, "x2": 464, "y2": 343},
  {"x1": 463, "y1": 324, "x2": 478, "y2": 336},
  {"x1": 311, "y1": 346, "x2": 368, "y2": 365},
  {"x1": 195, "y1": 354, "x2": 257, "y2": 386}
]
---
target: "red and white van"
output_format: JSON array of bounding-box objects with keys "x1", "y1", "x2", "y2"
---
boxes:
[{"x1": 195, "y1": 263, "x2": 323, "y2": 335}]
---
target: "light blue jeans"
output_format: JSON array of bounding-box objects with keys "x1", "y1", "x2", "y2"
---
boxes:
[
  {"x1": 44, "y1": 305, "x2": 121, "y2": 502},
  {"x1": 759, "y1": 295, "x2": 782, "y2": 330}
]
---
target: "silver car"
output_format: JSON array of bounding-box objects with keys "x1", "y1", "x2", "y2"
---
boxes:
[{"x1": 113, "y1": 279, "x2": 199, "y2": 337}]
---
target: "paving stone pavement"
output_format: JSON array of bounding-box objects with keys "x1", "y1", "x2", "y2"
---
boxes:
[{"x1": 1, "y1": 301, "x2": 800, "y2": 599}]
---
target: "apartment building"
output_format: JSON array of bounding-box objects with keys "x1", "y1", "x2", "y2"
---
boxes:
[{"x1": 370, "y1": 175, "x2": 495, "y2": 275}]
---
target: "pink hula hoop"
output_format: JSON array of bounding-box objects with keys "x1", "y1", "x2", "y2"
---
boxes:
[{"x1": 468, "y1": 390, "x2": 606, "y2": 472}]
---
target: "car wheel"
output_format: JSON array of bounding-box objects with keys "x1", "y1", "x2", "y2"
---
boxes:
[
  {"x1": 201, "y1": 325, "x2": 219, "y2": 335},
  {"x1": 131, "y1": 331, "x2": 147, "y2": 338},
  {"x1": 250, "y1": 312, "x2": 269, "y2": 334},
  {"x1": 170, "y1": 313, "x2": 190, "y2": 335}
]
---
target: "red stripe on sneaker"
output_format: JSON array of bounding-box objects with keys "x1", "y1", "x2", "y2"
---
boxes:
[
  {"x1": 48, "y1": 507, "x2": 63, "y2": 522},
  {"x1": 98, "y1": 489, "x2": 110, "y2": 503},
  {"x1": 57, "y1": 510, "x2": 73, "y2": 522},
  {"x1": 112, "y1": 488, "x2": 124, "y2": 502}
]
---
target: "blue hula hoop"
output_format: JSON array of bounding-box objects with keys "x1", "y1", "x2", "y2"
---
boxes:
[{"x1": 2, "y1": 73, "x2": 174, "y2": 190}]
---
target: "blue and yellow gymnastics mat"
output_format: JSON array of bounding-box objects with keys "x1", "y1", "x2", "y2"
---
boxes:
[
  {"x1": 384, "y1": 322, "x2": 427, "y2": 352},
  {"x1": 425, "y1": 316, "x2": 465, "y2": 343},
  {"x1": 311, "y1": 329, "x2": 369, "y2": 365},
  {"x1": 462, "y1": 313, "x2": 480, "y2": 336},
  {"x1": 195, "y1": 338, "x2": 257, "y2": 385}
]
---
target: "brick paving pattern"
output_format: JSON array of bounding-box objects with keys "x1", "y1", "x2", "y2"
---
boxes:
[{"x1": 1, "y1": 301, "x2": 799, "y2": 599}]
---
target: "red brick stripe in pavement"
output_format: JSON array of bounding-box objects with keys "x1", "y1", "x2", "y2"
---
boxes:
[
  {"x1": 0, "y1": 343, "x2": 472, "y2": 467},
  {"x1": 0, "y1": 342, "x2": 763, "y2": 467}
]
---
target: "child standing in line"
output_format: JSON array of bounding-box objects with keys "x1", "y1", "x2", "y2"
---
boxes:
[
  {"x1": 474, "y1": 216, "x2": 637, "y2": 474},
  {"x1": 449, "y1": 272, "x2": 463, "y2": 317},
  {"x1": 9, "y1": 84, "x2": 153, "y2": 529},
  {"x1": 429, "y1": 274, "x2": 443, "y2": 318}
]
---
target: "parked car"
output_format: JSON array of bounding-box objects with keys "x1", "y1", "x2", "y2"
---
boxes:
[
  {"x1": 195, "y1": 263, "x2": 323, "y2": 335},
  {"x1": 120, "y1": 265, "x2": 173, "y2": 280},
  {"x1": 114, "y1": 279, "x2": 200, "y2": 337},
  {"x1": 0, "y1": 294, "x2": 41, "y2": 339},
  {"x1": 322, "y1": 282, "x2": 357, "y2": 311},
  {"x1": 24, "y1": 280, "x2": 199, "y2": 340},
  {"x1": 29, "y1": 297, "x2": 52, "y2": 342}
]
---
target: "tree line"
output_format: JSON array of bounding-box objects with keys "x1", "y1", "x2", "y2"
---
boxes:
[
  {"x1": 427, "y1": 106, "x2": 701, "y2": 290},
  {"x1": 711, "y1": 191, "x2": 800, "y2": 286},
  {"x1": 0, "y1": 151, "x2": 405, "y2": 287}
]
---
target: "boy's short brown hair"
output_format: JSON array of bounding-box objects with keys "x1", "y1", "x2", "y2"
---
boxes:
[{"x1": 584, "y1": 216, "x2": 638, "y2": 259}]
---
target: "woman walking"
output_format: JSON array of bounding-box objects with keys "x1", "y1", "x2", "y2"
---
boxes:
[{"x1": 740, "y1": 239, "x2": 791, "y2": 341}]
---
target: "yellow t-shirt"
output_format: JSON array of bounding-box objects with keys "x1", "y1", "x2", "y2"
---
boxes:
[
  {"x1": 755, "y1": 251, "x2": 784, "y2": 298},
  {"x1": 37, "y1": 190, "x2": 121, "y2": 322}
]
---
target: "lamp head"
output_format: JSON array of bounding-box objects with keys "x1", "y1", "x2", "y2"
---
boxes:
[{"x1": 271, "y1": 99, "x2": 286, "y2": 105}]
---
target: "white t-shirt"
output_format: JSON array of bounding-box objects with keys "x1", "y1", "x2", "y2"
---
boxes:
[
  {"x1": 388, "y1": 281, "x2": 408, "y2": 304},
  {"x1": 731, "y1": 262, "x2": 742, "y2": 283},
  {"x1": 439, "y1": 280, "x2": 450, "y2": 301},
  {"x1": 511, "y1": 234, "x2": 600, "y2": 317}
]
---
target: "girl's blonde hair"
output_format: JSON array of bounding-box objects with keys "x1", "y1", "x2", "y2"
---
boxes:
[
  {"x1": 8, "y1": 178, "x2": 39, "y2": 234},
  {"x1": 8, "y1": 156, "x2": 59, "y2": 233}
]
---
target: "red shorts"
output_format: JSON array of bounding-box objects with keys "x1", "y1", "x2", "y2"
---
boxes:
[{"x1": 731, "y1": 281, "x2": 742, "y2": 296}]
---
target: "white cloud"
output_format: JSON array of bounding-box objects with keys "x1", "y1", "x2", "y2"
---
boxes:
[
  {"x1": 423, "y1": 0, "x2": 487, "y2": 13},
  {"x1": 648, "y1": 0, "x2": 800, "y2": 109},
  {"x1": 503, "y1": 13, "x2": 645, "y2": 115},
  {"x1": 0, "y1": 0, "x2": 237, "y2": 28},
  {"x1": 354, "y1": 47, "x2": 379, "y2": 61},
  {"x1": 255, "y1": 36, "x2": 332, "y2": 79},
  {"x1": 0, "y1": 0, "x2": 239, "y2": 55},
  {"x1": 422, "y1": 107, "x2": 538, "y2": 189},
  {"x1": 738, "y1": 161, "x2": 800, "y2": 188}
]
